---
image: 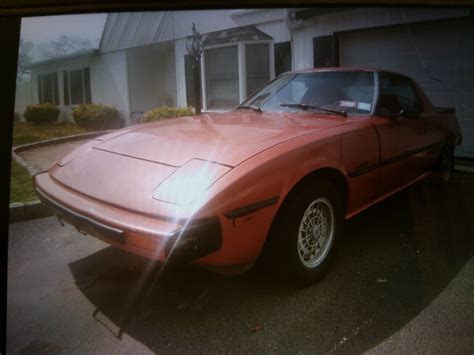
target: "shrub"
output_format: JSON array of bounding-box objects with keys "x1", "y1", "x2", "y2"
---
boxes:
[
  {"x1": 72, "y1": 104, "x2": 122, "y2": 130},
  {"x1": 142, "y1": 106, "x2": 194, "y2": 123},
  {"x1": 23, "y1": 103, "x2": 60, "y2": 125},
  {"x1": 14, "y1": 112, "x2": 22, "y2": 122}
]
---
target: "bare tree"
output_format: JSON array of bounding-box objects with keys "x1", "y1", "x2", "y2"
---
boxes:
[
  {"x1": 40, "y1": 34, "x2": 93, "y2": 59},
  {"x1": 17, "y1": 39, "x2": 34, "y2": 84}
]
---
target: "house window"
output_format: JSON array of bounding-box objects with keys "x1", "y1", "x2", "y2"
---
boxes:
[
  {"x1": 246, "y1": 43, "x2": 270, "y2": 97},
  {"x1": 274, "y1": 41, "x2": 292, "y2": 76},
  {"x1": 63, "y1": 67, "x2": 92, "y2": 105},
  {"x1": 313, "y1": 35, "x2": 335, "y2": 68},
  {"x1": 37, "y1": 73, "x2": 59, "y2": 105},
  {"x1": 205, "y1": 46, "x2": 239, "y2": 109}
]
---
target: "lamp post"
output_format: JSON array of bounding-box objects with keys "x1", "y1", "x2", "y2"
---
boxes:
[{"x1": 186, "y1": 23, "x2": 203, "y2": 115}]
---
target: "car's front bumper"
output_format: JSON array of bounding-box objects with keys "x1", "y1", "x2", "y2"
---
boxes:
[{"x1": 34, "y1": 172, "x2": 222, "y2": 264}]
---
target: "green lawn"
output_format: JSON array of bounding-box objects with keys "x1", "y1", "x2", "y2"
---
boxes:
[
  {"x1": 13, "y1": 121, "x2": 88, "y2": 146},
  {"x1": 10, "y1": 121, "x2": 89, "y2": 203},
  {"x1": 10, "y1": 160, "x2": 37, "y2": 203}
]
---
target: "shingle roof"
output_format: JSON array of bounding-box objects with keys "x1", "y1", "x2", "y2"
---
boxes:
[{"x1": 203, "y1": 25, "x2": 273, "y2": 46}]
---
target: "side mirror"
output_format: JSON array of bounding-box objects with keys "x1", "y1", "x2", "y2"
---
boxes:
[{"x1": 391, "y1": 108, "x2": 420, "y2": 119}]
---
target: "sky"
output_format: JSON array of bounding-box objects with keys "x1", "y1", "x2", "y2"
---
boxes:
[{"x1": 20, "y1": 14, "x2": 107, "y2": 59}]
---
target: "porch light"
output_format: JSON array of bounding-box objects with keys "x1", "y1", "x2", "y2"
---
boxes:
[
  {"x1": 186, "y1": 23, "x2": 203, "y2": 115},
  {"x1": 185, "y1": 23, "x2": 203, "y2": 58}
]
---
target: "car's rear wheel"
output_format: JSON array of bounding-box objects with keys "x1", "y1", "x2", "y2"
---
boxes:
[
  {"x1": 261, "y1": 180, "x2": 344, "y2": 287},
  {"x1": 434, "y1": 145, "x2": 454, "y2": 183}
]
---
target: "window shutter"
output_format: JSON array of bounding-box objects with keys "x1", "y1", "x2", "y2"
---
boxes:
[
  {"x1": 83, "y1": 67, "x2": 92, "y2": 104},
  {"x1": 63, "y1": 71, "x2": 69, "y2": 106}
]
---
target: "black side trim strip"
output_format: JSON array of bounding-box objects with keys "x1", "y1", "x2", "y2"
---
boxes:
[
  {"x1": 382, "y1": 142, "x2": 441, "y2": 166},
  {"x1": 348, "y1": 162, "x2": 381, "y2": 178},
  {"x1": 225, "y1": 196, "x2": 279, "y2": 219},
  {"x1": 165, "y1": 217, "x2": 222, "y2": 264},
  {"x1": 348, "y1": 141, "x2": 442, "y2": 178}
]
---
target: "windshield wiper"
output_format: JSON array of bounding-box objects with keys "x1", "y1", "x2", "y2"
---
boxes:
[
  {"x1": 237, "y1": 104, "x2": 262, "y2": 113},
  {"x1": 280, "y1": 103, "x2": 347, "y2": 117}
]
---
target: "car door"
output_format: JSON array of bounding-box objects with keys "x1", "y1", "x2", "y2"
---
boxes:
[
  {"x1": 342, "y1": 116, "x2": 380, "y2": 216},
  {"x1": 372, "y1": 72, "x2": 419, "y2": 198},
  {"x1": 390, "y1": 75, "x2": 441, "y2": 183},
  {"x1": 403, "y1": 81, "x2": 447, "y2": 181}
]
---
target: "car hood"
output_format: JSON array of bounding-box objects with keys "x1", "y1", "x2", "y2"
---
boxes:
[
  {"x1": 50, "y1": 111, "x2": 343, "y2": 213},
  {"x1": 94, "y1": 111, "x2": 343, "y2": 167}
]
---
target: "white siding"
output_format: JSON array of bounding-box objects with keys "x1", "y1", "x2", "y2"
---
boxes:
[
  {"x1": 230, "y1": 9, "x2": 285, "y2": 26},
  {"x1": 292, "y1": 7, "x2": 470, "y2": 70},
  {"x1": 14, "y1": 82, "x2": 32, "y2": 117},
  {"x1": 175, "y1": 38, "x2": 188, "y2": 108},
  {"x1": 256, "y1": 20, "x2": 290, "y2": 43},
  {"x1": 127, "y1": 42, "x2": 177, "y2": 114},
  {"x1": 90, "y1": 50, "x2": 131, "y2": 123}
]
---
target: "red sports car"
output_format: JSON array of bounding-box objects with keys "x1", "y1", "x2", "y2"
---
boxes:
[{"x1": 34, "y1": 68, "x2": 461, "y2": 285}]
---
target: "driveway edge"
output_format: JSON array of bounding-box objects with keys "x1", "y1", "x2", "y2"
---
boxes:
[
  {"x1": 10, "y1": 130, "x2": 113, "y2": 223},
  {"x1": 9, "y1": 200, "x2": 53, "y2": 223}
]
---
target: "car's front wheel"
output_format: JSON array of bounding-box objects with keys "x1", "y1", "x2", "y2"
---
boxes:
[
  {"x1": 296, "y1": 197, "x2": 336, "y2": 270},
  {"x1": 261, "y1": 180, "x2": 344, "y2": 286}
]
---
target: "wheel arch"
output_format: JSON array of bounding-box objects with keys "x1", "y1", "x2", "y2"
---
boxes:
[
  {"x1": 445, "y1": 132, "x2": 458, "y2": 150},
  {"x1": 270, "y1": 167, "x2": 349, "y2": 232},
  {"x1": 257, "y1": 166, "x2": 349, "y2": 274}
]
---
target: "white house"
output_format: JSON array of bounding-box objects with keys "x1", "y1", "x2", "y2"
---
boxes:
[{"x1": 22, "y1": 8, "x2": 474, "y2": 157}]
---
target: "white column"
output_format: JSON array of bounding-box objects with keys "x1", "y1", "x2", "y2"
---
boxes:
[
  {"x1": 201, "y1": 51, "x2": 207, "y2": 112},
  {"x1": 174, "y1": 39, "x2": 187, "y2": 108},
  {"x1": 238, "y1": 42, "x2": 247, "y2": 104},
  {"x1": 269, "y1": 41, "x2": 275, "y2": 79}
]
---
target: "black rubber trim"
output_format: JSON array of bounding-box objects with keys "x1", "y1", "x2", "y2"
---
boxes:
[
  {"x1": 36, "y1": 187, "x2": 125, "y2": 243},
  {"x1": 348, "y1": 162, "x2": 381, "y2": 178},
  {"x1": 224, "y1": 196, "x2": 279, "y2": 219},
  {"x1": 348, "y1": 141, "x2": 442, "y2": 178},
  {"x1": 382, "y1": 142, "x2": 441, "y2": 166},
  {"x1": 164, "y1": 218, "x2": 222, "y2": 264}
]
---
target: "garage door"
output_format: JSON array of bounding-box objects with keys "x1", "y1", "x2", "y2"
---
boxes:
[{"x1": 340, "y1": 18, "x2": 474, "y2": 158}]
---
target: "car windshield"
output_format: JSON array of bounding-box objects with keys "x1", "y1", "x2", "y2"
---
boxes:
[{"x1": 239, "y1": 71, "x2": 376, "y2": 115}]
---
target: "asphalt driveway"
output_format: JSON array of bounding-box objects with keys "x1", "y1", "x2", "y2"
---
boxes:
[{"x1": 7, "y1": 171, "x2": 474, "y2": 354}]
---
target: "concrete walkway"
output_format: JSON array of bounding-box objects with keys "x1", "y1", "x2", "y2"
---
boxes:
[{"x1": 17, "y1": 139, "x2": 90, "y2": 172}]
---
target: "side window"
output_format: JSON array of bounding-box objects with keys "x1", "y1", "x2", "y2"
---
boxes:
[{"x1": 378, "y1": 74, "x2": 422, "y2": 116}]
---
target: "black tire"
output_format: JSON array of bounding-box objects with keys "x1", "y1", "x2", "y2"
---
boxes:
[
  {"x1": 260, "y1": 179, "x2": 344, "y2": 287},
  {"x1": 434, "y1": 145, "x2": 454, "y2": 183}
]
